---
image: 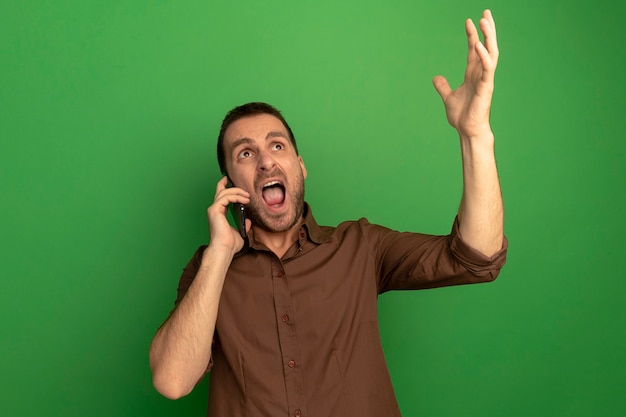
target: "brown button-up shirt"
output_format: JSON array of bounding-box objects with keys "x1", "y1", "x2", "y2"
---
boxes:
[{"x1": 175, "y1": 204, "x2": 508, "y2": 417}]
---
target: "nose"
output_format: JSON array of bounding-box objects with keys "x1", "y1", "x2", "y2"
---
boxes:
[{"x1": 257, "y1": 149, "x2": 276, "y2": 171}]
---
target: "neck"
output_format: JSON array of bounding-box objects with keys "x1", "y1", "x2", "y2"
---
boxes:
[{"x1": 253, "y1": 219, "x2": 303, "y2": 259}]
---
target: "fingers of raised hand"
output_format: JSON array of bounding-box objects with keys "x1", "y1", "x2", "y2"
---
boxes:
[
  {"x1": 465, "y1": 18, "x2": 480, "y2": 54},
  {"x1": 432, "y1": 75, "x2": 452, "y2": 102},
  {"x1": 484, "y1": 9, "x2": 496, "y2": 35},
  {"x1": 479, "y1": 10, "x2": 499, "y2": 61}
]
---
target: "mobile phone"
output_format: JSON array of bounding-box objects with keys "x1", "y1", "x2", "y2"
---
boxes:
[
  {"x1": 229, "y1": 201, "x2": 247, "y2": 241},
  {"x1": 226, "y1": 178, "x2": 249, "y2": 254}
]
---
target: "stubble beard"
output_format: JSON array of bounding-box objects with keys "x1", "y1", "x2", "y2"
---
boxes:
[{"x1": 246, "y1": 171, "x2": 305, "y2": 233}]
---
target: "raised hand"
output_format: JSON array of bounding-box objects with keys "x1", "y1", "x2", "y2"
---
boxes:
[{"x1": 433, "y1": 9, "x2": 499, "y2": 140}]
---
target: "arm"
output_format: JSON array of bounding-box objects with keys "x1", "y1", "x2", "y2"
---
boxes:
[
  {"x1": 433, "y1": 9, "x2": 504, "y2": 257},
  {"x1": 149, "y1": 176, "x2": 250, "y2": 399}
]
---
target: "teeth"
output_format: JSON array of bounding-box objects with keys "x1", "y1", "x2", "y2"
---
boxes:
[{"x1": 263, "y1": 181, "x2": 280, "y2": 189}]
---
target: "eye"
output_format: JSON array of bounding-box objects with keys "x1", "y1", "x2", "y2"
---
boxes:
[
  {"x1": 238, "y1": 149, "x2": 253, "y2": 159},
  {"x1": 272, "y1": 143, "x2": 284, "y2": 151}
]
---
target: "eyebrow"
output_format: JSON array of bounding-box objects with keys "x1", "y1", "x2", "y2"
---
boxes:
[
  {"x1": 230, "y1": 131, "x2": 289, "y2": 151},
  {"x1": 230, "y1": 137, "x2": 255, "y2": 151},
  {"x1": 266, "y1": 131, "x2": 288, "y2": 140}
]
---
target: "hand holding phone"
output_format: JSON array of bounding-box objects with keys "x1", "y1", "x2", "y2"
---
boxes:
[{"x1": 226, "y1": 178, "x2": 249, "y2": 255}]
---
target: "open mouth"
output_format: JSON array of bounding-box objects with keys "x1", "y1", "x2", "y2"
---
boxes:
[{"x1": 261, "y1": 180, "x2": 286, "y2": 206}]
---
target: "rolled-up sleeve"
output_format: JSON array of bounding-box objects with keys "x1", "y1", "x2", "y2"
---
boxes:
[
  {"x1": 369, "y1": 217, "x2": 508, "y2": 293},
  {"x1": 448, "y1": 216, "x2": 508, "y2": 279}
]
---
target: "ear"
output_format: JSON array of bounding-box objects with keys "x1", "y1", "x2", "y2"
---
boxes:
[{"x1": 299, "y1": 156, "x2": 307, "y2": 179}]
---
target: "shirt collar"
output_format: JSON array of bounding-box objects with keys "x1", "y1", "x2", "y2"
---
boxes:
[
  {"x1": 300, "y1": 203, "x2": 333, "y2": 245},
  {"x1": 247, "y1": 202, "x2": 333, "y2": 251}
]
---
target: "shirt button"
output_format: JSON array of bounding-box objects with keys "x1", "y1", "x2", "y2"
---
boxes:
[
  {"x1": 288, "y1": 360, "x2": 296, "y2": 368},
  {"x1": 281, "y1": 314, "x2": 289, "y2": 323},
  {"x1": 295, "y1": 410, "x2": 302, "y2": 417},
  {"x1": 276, "y1": 271, "x2": 284, "y2": 278}
]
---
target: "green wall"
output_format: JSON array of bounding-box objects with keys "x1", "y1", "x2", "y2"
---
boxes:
[{"x1": 2, "y1": 1, "x2": 624, "y2": 416}]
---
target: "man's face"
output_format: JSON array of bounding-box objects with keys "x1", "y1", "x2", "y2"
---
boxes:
[{"x1": 223, "y1": 114, "x2": 307, "y2": 233}]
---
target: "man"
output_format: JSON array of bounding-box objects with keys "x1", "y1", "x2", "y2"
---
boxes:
[{"x1": 150, "y1": 9, "x2": 507, "y2": 417}]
